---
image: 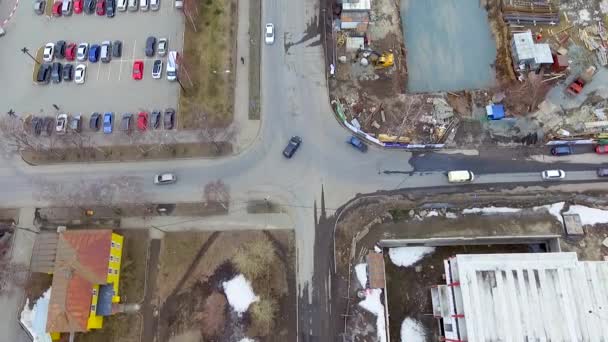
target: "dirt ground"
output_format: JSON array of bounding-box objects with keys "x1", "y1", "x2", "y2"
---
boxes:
[
  {"x1": 248, "y1": 0, "x2": 262, "y2": 120},
  {"x1": 179, "y1": 0, "x2": 237, "y2": 129},
  {"x1": 22, "y1": 141, "x2": 231, "y2": 165},
  {"x1": 156, "y1": 230, "x2": 296, "y2": 342}
]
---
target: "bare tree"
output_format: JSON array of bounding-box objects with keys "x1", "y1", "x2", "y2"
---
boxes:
[
  {"x1": 388, "y1": 95, "x2": 424, "y2": 141},
  {"x1": 0, "y1": 116, "x2": 45, "y2": 157},
  {"x1": 0, "y1": 260, "x2": 28, "y2": 295},
  {"x1": 194, "y1": 112, "x2": 239, "y2": 155},
  {"x1": 203, "y1": 179, "x2": 230, "y2": 210}
]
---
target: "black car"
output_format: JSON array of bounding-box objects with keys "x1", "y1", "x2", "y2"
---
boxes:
[
  {"x1": 36, "y1": 64, "x2": 52, "y2": 84},
  {"x1": 106, "y1": 0, "x2": 114, "y2": 16},
  {"x1": 598, "y1": 167, "x2": 608, "y2": 177},
  {"x1": 283, "y1": 136, "x2": 302, "y2": 158},
  {"x1": 51, "y1": 62, "x2": 62, "y2": 84},
  {"x1": 62, "y1": 64, "x2": 73, "y2": 81},
  {"x1": 34, "y1": 0, "x2": 45, "y2": 14},
  {"x1": 151, "y1": 110, "x2": 161, "y2": 128},
  {"x1": 145, "y1": 36, "x2": 156, "y2": 57},
  {"x1": 55, "y1": 40, "x2": 66, "y2": 59},
  {"x1": 90, "y1": 112, "x2": 101, "y2": 130},
  {"x1": 42, "y1": 117, "x2": 54, "y2": 136},
  {"x1": 164, "y1": 108, "x2": 175, "y2": 129},
  {"x1": 84, "y1": 0, "x2": 95, "y2": 14},
  {"x1": 31, "y1": 117, "x2": 43, "y2": 136},
  {"x1": 112, "y1": 40, "x2": 122, "y2": 57}
]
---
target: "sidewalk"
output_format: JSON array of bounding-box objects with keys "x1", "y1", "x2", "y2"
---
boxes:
[
  {"x1": 233, "y1": 0, "x2": 261, "y2": 153},
  {"x1": 0, "y1": 208, "x2": 38, "y2": 342}
]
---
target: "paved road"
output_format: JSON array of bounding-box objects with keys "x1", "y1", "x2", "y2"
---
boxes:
[{"x1": 1, "y1": 0, "x2": 608, "y2": 340}]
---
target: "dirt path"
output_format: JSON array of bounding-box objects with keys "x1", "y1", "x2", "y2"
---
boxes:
[{"x1": 142, "y1": 239, "x2": 161, "y2": 342}]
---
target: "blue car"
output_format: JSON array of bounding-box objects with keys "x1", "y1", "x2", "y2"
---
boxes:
[
  {"x1": 103, "y1": 112, "x2": 113, "y2": 134},
  {"x1": 348, "y1": 136, "x2": 368, "y2": 152},
  {"x1": 89, "y1": 44, "x2": 100, "y2": 63}
]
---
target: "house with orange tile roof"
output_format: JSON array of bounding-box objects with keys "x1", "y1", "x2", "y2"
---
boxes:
[{"x1": 30, "y1": 229, "x2": 124, "y2": 340}]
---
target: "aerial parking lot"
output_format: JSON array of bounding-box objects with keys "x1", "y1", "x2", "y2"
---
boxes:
[{"x1": 0, "y1": 0, "x2": 184, "y2": 123}]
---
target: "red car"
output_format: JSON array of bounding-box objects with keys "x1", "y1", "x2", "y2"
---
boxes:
[
  {"x1": 65, "y1": 43, "x2": 76, "y2": 61},
  {"x1": 96, "y1": 0, "x2": 105, "y2": 15},
  {"x1": 137, "y1": 112, "x2": 148, "y2": 131},
  {"x1": 132, "y1": 60, "x2": 143, "y2": 80},
  {"x1": 74, "y1": 0, "x2": 83, "y2": 13},
  {"x1": 52, "y1": 1, "x2": 62, "y2": 16},
  {"x1": 595, "y1": 145, "x2": 608, "y2": 154}
]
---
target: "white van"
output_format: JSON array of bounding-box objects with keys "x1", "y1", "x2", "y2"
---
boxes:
[
  {"x1": 447, "y1": 170, "x2": 475, "y2": 183},
  {"x1": 150, "y1": 0, "x2": 159, "y2": 10},
  {"x1": 174, "y1": 0, "x2": 182, "y2": 9},
  {"x1": 140, "y1": 0, "x2": 149, "y2": 11},
  {"x1": 166, "y1": 51, "x2": 178, "y2": 81},
  {"x1": 127, "y1": 0, "x2": 138, "y2": 11},
  {"x1": 61, "y1": 0, "x2": 72, "y2": 15},
  {"x1": 117, "y1": 0, "x2": 127, "y2": 11}
]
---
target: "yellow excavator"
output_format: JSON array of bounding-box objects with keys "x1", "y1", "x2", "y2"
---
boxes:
[{"x1": 367, "y1": 50, "x2": 394, "y2": 68}]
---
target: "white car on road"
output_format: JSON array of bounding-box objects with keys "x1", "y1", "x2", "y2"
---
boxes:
[
  {"x1": 74, "y1": 64, "x2": 86, "y2": 84},
  {"x1": 265, "y1": 23, "x2": 274, "y2": 44},
  {"x1": 541, "y1": 169, "x2": 565, "y2": 180},
  {"x1": 43, "y1": 43, "x2": 55, "y2": 62},
  {"x1": 154, "y1": 173, "x2": 176, "y2": 185},
  {"x1": 76, "y1": 43, "x2": 88, "y2": 61}
]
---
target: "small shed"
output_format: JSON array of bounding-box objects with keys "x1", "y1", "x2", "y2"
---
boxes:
[
  {"x1": 342, "y1": 0, "x2": 371, "y2": 11},
  {"x1": 340, "y1": 12, "x2": 369, "y2": 31},
  {"x1": 563, "y1": 213, "x2": 584, "y2": 236},
  {"x1": 512, "y1": 31, "x2": 554, "y2": 70},
  {"x1": 552, "y1": 53, "x2": 569, "y2": 72},
  {"x1": 485, "y1": 104, "x2": 505, "y2": 120},
  {"x1": 366, "y1": 252, "x2": 385, "y2": 289},
  {"x1": 345, "y1": 36, "x2": 365, "y2": 52}
]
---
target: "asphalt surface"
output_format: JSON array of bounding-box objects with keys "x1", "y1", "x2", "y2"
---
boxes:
[{"x1": 2, "y1": 0, "x2": 608, "y2": 340}]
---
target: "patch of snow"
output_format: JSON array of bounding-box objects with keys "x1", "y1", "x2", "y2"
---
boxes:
[
  {"x1": 579, "y1": 9, "x2": 591, "y2": 21},
  {"x1": 20, "y1": 288, "x2": 52, "y2": 342},
  {"x1": 239, "y1": 338, "x2": 256, "y2": 342},
  {"x1": 463, "y1": 206, "x2": 521, "y2": 215},
  {"x1": 533, "y1": 202, "x2": 565, "y2": 224},
  {"x1": 388, "y1": 247, "x2": 435, "y2": 267},
  {"x1": 445, "y1": 212, "x2": 458, "y2": 219},
  {"x1": 564, "y1": 205, "x2": 608, "y2": 226},
  {"x1": 355, "y1": 263, "x2": 368, "y2": 288},
  {"x1": 426, "y1": 210, "x2": 439, "y2": 217},
  {"x1": 358, "y1": 289, "x2": 387, "y2": 342},
  {"x1": 400, "y1": 317, "x2": 426, "y2": 342},
  {"x1": 602, "y1": 0, "x2": 608, "y2": 14},
  {"x1": 374, "y1": 245, "x2": 382, "y2": 253},
  {"x1": 222, "y1": 274, "x2": 259, "y2": 315}
]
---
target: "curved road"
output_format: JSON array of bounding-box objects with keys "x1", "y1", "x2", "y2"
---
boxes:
[{"x1": 0, "y1": 0, "x2": 607, "y2": 339}]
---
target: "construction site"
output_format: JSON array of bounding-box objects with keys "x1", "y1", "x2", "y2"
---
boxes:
[{"x1": 326, "y1": 0, "x2": 608, "y2": 147}]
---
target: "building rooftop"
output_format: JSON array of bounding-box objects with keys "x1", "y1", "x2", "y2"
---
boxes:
[
  {"x1": 342, "y1": 0, "x2": 371, "y2": 11},
  {"x1": 512, "y1": 30, "x2": 553, "y2": 65},
  {"x1": 432, "y1": 252, "x2": 608, "y2": 341}
]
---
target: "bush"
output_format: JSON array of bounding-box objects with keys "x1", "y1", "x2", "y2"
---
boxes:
[
  {"x1": 232, "y1": 237, "x2": 276, "y2": 281},
  {"x1": 249, "y1": 297, "x2": 278, "y2": 336}
]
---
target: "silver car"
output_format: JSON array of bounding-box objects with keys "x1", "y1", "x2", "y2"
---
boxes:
[
  {"x1": 157, "y1": 38, "x2": 168, "y2": 56},
  {"x1": 154, "y1": 173, "x2": 176, "y2": 185},
  {"x1": 76, "y1": 43, "x2": 89, "y2": 61}
]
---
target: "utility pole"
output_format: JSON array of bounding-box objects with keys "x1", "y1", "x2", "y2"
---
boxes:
[{"x1": 21, "y1": 47, "x2": 40, "y2": 65}]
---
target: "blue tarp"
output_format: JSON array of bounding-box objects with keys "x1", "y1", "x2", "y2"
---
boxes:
[
  {"x1": 96, "y1": 284, "x2": 115, "y2": 316},
  {"x1": 487, "y1": 104, "x2": 505, "y2": 120}
]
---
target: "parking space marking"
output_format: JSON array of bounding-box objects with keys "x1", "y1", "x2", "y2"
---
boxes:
[
  {"x1": 132, "y1": 39, "x2": 137, "y2": 61},
  {"x1": 118, "y1": 58, "x2": 123, "y2": 81},
  {"x1": 96, "y1": 62, "x2": 101, "y2": 80},
  {"x1": 107, "y1": 62, "x2": 112, "y2": 81}
]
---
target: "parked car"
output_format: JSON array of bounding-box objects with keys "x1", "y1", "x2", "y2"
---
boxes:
[
  {"x1": 100, "y1": 41, "x2": 112, "y2": 63},
  {"x1": 52, "y1": 1, "x2": 62, "y2": 16},
  {"x1": 55, "y1": 40, "x2": 66, "y2": 59},
  {"x1": 51, "y1": 62, "x2": 62, "y2": 83},
  {"x1": 34, "y1": 0, "x2": 46, "y2": 14},
  {"x1": 74, "y1": 0, "x2": 83, "y2": 13},
  {"x1": 164, "y1": 108, "x2": 175, "y2": 129},
  {"x1": 77, "y1": 42, "x2": 88, "y2": 61},
  {"x1": 595, "y1": 145, "x2": 608, "y2": 154},
  {"x1": 90, "y1": 112, "x2": 101, "y2": 130},
  {"x1": 151, "y1": 110, "x2": 161, "y2": 128},
  {"x1": 152, "y1": 59, "x2": 163, "y2": 79},
  {"x1": 282, "y1": 136, "x2": 302, "y2": 158},
  {"x1": 121, "y1": 113, "x2": 133, "y2": 132},
  {"x1": 597, "y1": 167, "x2": 608, "y2": 177},
  {"x1": 117, "y1": 0, "x2": 126, "y2": 11},
  {"x1": 112, "y1": 40, "x2": 122, "y2": 57},
  {"x1": 37, "y1": 64, "x2": 52, "y2": 84},
  {"x1": 145, "y1": 36, "x2": 156, "y2": 57},
  {"x1": 62, "y1": 63, "x2": 73, "y2": 81},
  {"x1": 157, "y1": 38, "x2": 168, "y2": 56},
  {"x1": 43, "y1": 117, "x2": 55, "y2": 136},
  {"x1": 84, "y1": 0, "x2": 95, "y2": 14},
  {"x1": 140, "y1": 0, "x2": 148, "y2": 10},
  {"x1": 31, "y1": 117, "x2": 43, "y2": 136},
  {"x1": 61, "y1": 0, "x2": 72, "y2": 15},
  {"x1": 89, "y1": 44, "x2": 100, "y2": 62},
  {"x1": 103, "y1": 112, "x2": 113, "y2": 133},
  {"x1": 96, "y1": 0, "x2": 105, "y2": 14},
  {"x1": 541, "y1": 169, "x2": 565, "y2": 180},
  {"x1": 106, "y1": 0, "x2": 115, "y2": 16},
  {"x1": 127, "y1": 0, "x2": 137, "y2": 11},
  {"x1": 132, "y1": 60, "x2": 143, "y2": 80},
  {"x1": 43, "y1": 43, "x2": 55, "y2": 62},
  {"x1": 153, "y1": 173, "x2": 176, "y2": 185},
  {"x1": 137, "y1": 112, "x2": 148, "y2": 131},
  {"x1": 56, "y1": 113, "x2": 68, "y2": 134},
  {"x1": 174, "y1": 0, "x2": 182, "y2": 8},
  {"x1": 265, "y1": 23, "x2": 275, "y2": 44},
  {"x1": 69, "y1": 114, "x2": 82, "y2": 132},
  {"x1": 150, "y1": 0, "x2": 159, "y2": 10},
  {"x1": 74, "y1": 64, "x2": 86, "y2": 84},
  {"x1": 550, "y1": 145, "x2": 572, "y2": 156},
  {"x1": 347, "y1": 136, "x2": 368, "y2": 152},
  {"x1": 65, "y1": 43, "x2": 76, "y2": 61}
]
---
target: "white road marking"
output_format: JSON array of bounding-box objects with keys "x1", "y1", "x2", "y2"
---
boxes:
[
  {"x1": 118, "y1": 57, "x2": 123, "y2": 81},
  {"x1": 131, "y1": 39, "x2": 137, "y2": 60},
  {"x1": 107, "y1": 62, "x2": 112, "y2": 81},
  {"x1": 96, "y1": 62, "x2": 101, "y2": 80}
]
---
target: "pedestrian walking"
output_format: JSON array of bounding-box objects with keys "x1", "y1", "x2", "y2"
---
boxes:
[
  {"x1": 240, "y1": 57, "x2": 245, "y2": 64},
  {"x1": 52, "y1": 104, "x2": 59, "y2": 110}
]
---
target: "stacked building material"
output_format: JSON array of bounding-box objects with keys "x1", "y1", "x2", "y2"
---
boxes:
[{"x1": 502, "y1": 0, "x2": 560, "y2": 25}]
